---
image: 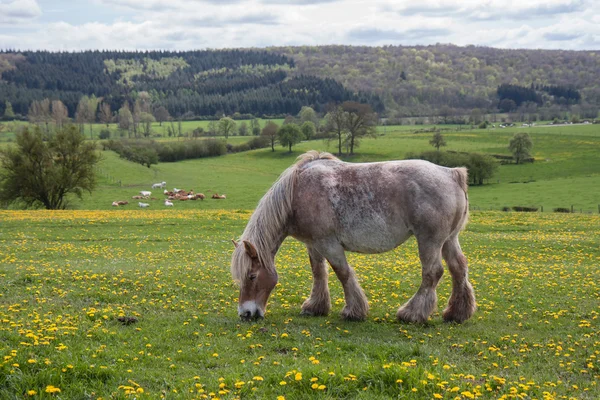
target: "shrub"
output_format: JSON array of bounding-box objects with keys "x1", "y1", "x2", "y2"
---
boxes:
[
  {"x1": 553, "y1": 207, "x2": 571, "y2": 213},
  {"x1": 512, "y1": 206, "x2": 538, "y2": 212},
  {"x1": 98, "y1": 129, "x2": 111, "y2": 140}
]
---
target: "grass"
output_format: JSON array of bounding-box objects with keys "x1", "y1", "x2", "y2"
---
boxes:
[
  {"x1": 1, "y1": 120, "x2": 599, "y2": 398},
  {"x1": 1, "y1": 121, "x2": 599, "y2": 212},
  {"x1": 64, "y1": 121, "x2": 599, "y2": 212},
  {"x1": 0, "y1": 210, "x2": 598, "y2": 399}
]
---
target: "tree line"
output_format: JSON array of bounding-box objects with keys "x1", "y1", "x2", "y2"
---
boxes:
[
  {"x1": 0, "y1": 50, "x2": 383, "y2": 120},
  {"x1": 268, "y1": 44, "x2": 600, "y2": 119}
]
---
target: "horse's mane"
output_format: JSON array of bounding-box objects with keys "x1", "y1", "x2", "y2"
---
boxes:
[{"x1": 231, "y1": 151, "x2": 339, "y2": 281}]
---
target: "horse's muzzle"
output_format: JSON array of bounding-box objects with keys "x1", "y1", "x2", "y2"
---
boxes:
[{"x1": 240, "y1": 310, "x2": 264, "y2": 321}]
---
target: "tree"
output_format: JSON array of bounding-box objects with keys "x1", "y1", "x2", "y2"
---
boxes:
[
  {"x1": 207, "y1": 120, "x2": 217, "y2": 136},
  {"x1": 218, "y1": 117, "x2": 237, "y2": 139},
  {"x1": 498, "y1": 98, "x2": 517, "y2": 113},
  {"x1": 261, "y1": 121, "x2": 279, "y2": 152},
  {"x1": 154, "y1": 106, "x2": 170, "y2": 126},
  {"x1": 467, "y1": 153, "x2": 498, "y2": 185},
  {"x1": 508, "y1": 132, "x2": 533, "y2": 164},
  {"x1": 298, "y1": 106, "x2": 318, "y2": 127},
  {"x1": 139, "y1": 112, "x2": 156, "y2": 137},
  {"x1": 28, "y1": 99, "x2": 51, "y2": 132},
  {"x1": 342, "y1": 101, "x2": 377, "y2": 155},
  {"x1": 429, "y1": 132, "x2": 447, "y2": 151},
  {"x1": 51, "y1": 100, "x2": 69, "y2": 130},
  {"x1": 99, "y1": 102, "x2": 112, "y2": 127},
  {"x1": 278, "y1": 123, "x2": 304, "y2": 153},
  {"x1": 3, "y1": 101, "x2": 15, "y2": 119},
  {"x1": 75, "y1": 95, "x2": 99, "y2": 139},
  {"x1": 301, "y1": 121, "x2": 316, "y2": 140},
  {"x1": 324, "y1": 104, "x2": 347, "y2": 156},
  {"x1": 0, "y1": 126, "x2": 100, "y2": 210},
  {"x1": 238, "y1": 121, "x2": 248, "y2": 136},
  {"x1": 118, "y1": 103, "x2": 133, "y2": 137},
  {"x1": 251, "y1": 118, "x2": 261, "y2": 136}
]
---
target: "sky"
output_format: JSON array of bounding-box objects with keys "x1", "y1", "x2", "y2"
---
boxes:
[{"x1": 0, "y1": 0, "x2": 598, "y2": 51}]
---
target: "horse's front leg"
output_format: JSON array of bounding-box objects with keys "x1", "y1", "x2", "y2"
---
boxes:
[
  {"x1": 318, "y1": 243, "x2": 368, "y2": 321},
  {"x1": 301, "y1": 246, "x2": 331, "y2": 316}
]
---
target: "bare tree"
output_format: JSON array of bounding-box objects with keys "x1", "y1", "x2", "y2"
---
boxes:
[
  {"x1": 342, "y1": 101, "x2": 377, "y2": 156},
  {"x1": 51, "y1": 100, "x2": 69, "y2": 130},
  {"x1": 324, "y1": 104, "x2": 348, "y2": 156},
  {"x1": 154, "y1": 106, "x2": 170, "y2": 127},
  {"x1": 99, "y1": 102, "x2": 112, "y2": 127},
  {"x1": 261, "y1": 121, "x2": 279, "y2": 151}
]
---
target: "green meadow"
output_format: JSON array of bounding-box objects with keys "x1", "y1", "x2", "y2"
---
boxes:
[
  {"x1": 0, "y1": 211, "x2": 598, "y2": 399},
  {"x1": 53, "y1": 121, "x2": 600, "y2": 213},
  {"x1": 0, "y1": 121, "x2": 599, "y2": 399}
]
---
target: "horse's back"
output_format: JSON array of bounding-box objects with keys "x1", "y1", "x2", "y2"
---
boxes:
[{"x1": 289, "y1": 159, "x2": 468, "y2": 252}]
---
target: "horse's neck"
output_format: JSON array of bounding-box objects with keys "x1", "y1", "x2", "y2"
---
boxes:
[{"x1": 245, "y1": 218, "x2": 288, "y2": 260}]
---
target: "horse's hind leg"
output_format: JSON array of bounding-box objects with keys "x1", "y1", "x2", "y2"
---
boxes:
[
  {"x1": 301, "y1": 246, "x2": 331, "y2": 316},
  {"x1": 397, "y1": 240, "x2": 444, "y2": 323},
  {"x1": 441, "y1": 236, "x2": 476, "y2": 323}
]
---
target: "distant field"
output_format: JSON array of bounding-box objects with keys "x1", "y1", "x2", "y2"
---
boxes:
[
  {"x1": 0, "y1": 119, "x2": 285, "y2": 142},
  {"x1": 1, "y1": 121, "x2": 598, "y2": 212}
]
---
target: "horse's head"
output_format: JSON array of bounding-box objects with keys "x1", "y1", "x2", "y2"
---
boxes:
[{"x1": 231, "y1": 240, "x2": 278, "y2": 321}]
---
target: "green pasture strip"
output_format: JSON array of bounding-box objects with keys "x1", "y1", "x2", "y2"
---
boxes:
[
  {"x1": 0, "y1": 211, "x2": 598, "y2": 399},
  {"x1": 76, "y1": 122, "x2": 600, "y2": 211}
]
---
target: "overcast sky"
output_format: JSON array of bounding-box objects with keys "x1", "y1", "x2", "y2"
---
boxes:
[{"x1": 0, "y1": 0, "x2": 598, "y2": 51}]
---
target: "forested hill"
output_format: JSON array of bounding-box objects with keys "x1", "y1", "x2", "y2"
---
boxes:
[
  {"x1": 267, "y1": 45, "x2": 600, "y2": 118},
  {"x1": 0, "y1": 50, "x2": 382, "y2": 118}
]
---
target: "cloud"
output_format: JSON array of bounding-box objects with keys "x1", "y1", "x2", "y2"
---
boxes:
[
  {"x1": 261, "y1": 0, "x2": 340, "y2": 4},
  {"x1": 98, "y1": 0, "x2": 244, "y2": 11},
  {"x1": 346, "y1": 27, "x2": 451, "y2": 43},
  {"x1": 390, "y1": 0, "x2": 588, "y2": 21},
  {"x1": 0, "y1": 0, "x2": 42, "y2": 24},
  {"x1": 543, "y1": 32, "x2": 584, "y2": 41}
]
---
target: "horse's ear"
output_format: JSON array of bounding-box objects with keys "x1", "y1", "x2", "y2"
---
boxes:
[
  {"x1": 243, "y1": 240, "x2": 258, "y2": 260},
  {"x1": 231, "y1": 239, "x2": 239, "y2": 248}
]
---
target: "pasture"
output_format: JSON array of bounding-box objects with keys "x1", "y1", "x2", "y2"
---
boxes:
[
  {"x1": 65, "y1": 121, "x2": 600, "y2": 213},
  {"x1": 0, "y1": 210, "x2": 598, "y2": 399}
]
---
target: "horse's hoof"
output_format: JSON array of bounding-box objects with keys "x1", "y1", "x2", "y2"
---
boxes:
[
  {"x1": 341, "y1": 308, "x2": 366, "y2": 322},
  {"x1": 300, "y1": 307, "x2": 329, "y2": 317},
  {"x1": 396, "y1": 307, "x2": 428, "y2": 324}
]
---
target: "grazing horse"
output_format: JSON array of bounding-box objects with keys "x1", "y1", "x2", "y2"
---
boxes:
[{"x1": 231, "y1": 151, "x2": 475, "y2": 324}]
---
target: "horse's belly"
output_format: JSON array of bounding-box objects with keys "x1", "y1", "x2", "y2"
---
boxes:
[{"x1": 340, "y1": 222, "x2": 411, "y2": 254}]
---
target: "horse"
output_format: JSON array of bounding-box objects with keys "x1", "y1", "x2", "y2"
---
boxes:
[{"x1": 231, "y1": 151, "x2": 475, "y2": 324}]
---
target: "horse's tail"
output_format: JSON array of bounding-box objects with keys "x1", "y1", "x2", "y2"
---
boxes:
[{"x1": 452, "y1": 167, "x2": 469, "y2": 232}]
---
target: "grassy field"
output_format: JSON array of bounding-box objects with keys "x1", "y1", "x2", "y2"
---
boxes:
[
  {"x1": 0, "y1": 210, "x2": 598, "y2": 399},
  {"x1": 59, "y1": 121, "x2": 600, "y2": 213},
  {"x1": 0, "y1": 119, "x2": 285, "y2": 143}
]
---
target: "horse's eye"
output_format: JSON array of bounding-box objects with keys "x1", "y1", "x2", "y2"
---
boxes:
[{"x1": 249, "y1": 274, "x2": 257, "y2": 281}]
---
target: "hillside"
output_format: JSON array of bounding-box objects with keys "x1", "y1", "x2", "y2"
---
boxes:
[
  {"x1": 268, "y1": 44, "x2": 600, "y2": 118},
  {"x1": 0, "y1": 50, "x2": 382, "y2": 119}
]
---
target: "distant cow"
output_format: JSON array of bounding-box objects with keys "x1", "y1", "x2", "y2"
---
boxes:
[
  {"x1": 164, "y1": 200, "x2": 174, "y2": 207},
  {"x1": 138, "y1": 202, "x2": 150, "y2": 208},
  {"x1": 152, "y1": 181, "x2": 167, "y2": 189},
  {"x1": 140, "y1": 191, "x2": 151, "y2": 197},
  {"x1": 212, "y1": 193, "x2": 226, "y2": 199}
]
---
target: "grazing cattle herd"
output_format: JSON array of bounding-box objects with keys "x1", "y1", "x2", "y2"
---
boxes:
[{"x1": 110, "y1": 181, "x2": 226, "y2": 208}]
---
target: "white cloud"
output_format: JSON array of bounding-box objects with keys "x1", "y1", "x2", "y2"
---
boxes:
[
  {"x1": 0, "y1": 0, "x2": 42, "y2": 24},
  {"x1": 1, "y1": 0, "x2": 599, "y2": 50}
]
